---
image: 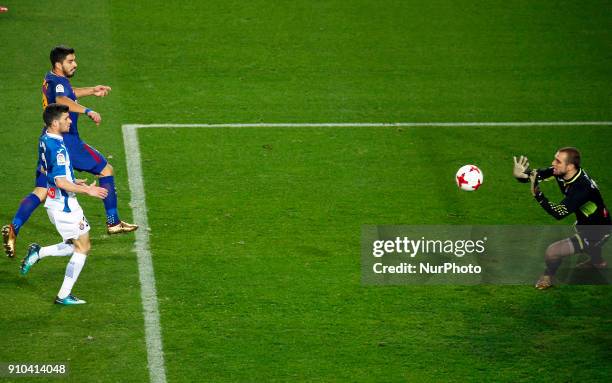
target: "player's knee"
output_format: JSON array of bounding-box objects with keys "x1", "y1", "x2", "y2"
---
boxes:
[
  {"x1": 33, "y1": 187, "x2": 48, "y2": 202},
  {"x1": 545, "y1": 244, "x2": 561, "y2": 262},
  {"x1": 74, "y1": 240, "x2": 91, "y2": 254},
  {"x1": 100, "y1": 163, "x2": 114, "y2": 176}
]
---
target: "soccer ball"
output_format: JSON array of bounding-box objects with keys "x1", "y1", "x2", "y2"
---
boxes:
[{"x1": 456, "y1": 165, "x2": 483, "y2": 191}]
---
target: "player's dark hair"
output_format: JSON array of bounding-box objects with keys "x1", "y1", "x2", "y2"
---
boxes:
[
  {"x1": 50, "y1": 45, "x2": 75, "y2": 67},
  {"x1": 558, "y1": 147, "x2": 581, "y2": 168},
  {"x1": 43, "y1": 103, "x2": 69, "y2": 127}
]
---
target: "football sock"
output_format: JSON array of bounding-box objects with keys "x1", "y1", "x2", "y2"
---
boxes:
[
  {"x1": 544, "y1": 258, "x2": 562, "y2": 276},
  {"x1": 543, "y1": 238, "x2": 574, "y2": 277},
  {"x1": 12, "y1": 193, "x2": 42, "y2": 235},
  {"x1": 99, "y1": 176, "x2": 120, "y2": 226},
  {"x1": 57, "y1": 252, "x2": 86, "y2": 299},
  {"x1": 39, "y1": 242, "x2": 74, "y2": 260}
]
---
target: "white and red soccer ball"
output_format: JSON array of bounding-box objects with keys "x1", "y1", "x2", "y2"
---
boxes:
[{"x1": 456, "y1": 165, "x2": 483, "y2": 191}]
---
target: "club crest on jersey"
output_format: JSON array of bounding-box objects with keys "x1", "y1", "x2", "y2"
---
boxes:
[
  {"x1": 55, "y1": 84, "x2": 65, "y2": 93},
  {"x1": 56, "y1": 153, "x2": 66, "y2": 165}
]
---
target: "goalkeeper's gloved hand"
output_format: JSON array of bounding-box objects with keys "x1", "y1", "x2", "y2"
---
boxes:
[{"x1": 513, "y1": 155, "x2": 531, "y2": 180}]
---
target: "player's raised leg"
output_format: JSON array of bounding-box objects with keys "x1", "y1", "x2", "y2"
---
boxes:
[
  {"x1": 20, "y1": 241, "x2": 75, "y2": 275},
  {"x1": 69, "y1": 141, "x2": 138, "y2": 235},
  {"x1": 98, "y1": 163, "x2": 138, "y2": 234},
  {"x1": 3, "y1": 174, "x2": 48, "y2": 257}
]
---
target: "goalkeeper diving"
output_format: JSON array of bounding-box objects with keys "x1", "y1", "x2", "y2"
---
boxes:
[{"x1": 513, "y1": 147, "x2": 611, "y2": 289}]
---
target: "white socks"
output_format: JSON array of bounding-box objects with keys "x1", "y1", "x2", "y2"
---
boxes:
[
  {"x1": 39, "y1": 242, "x2": 74, "y2": 260},
  {"x1": 57, "y1": 252, "x2": 87, "y2": 299},
  {"x1": 33, "y1": 243, "x2": 87, "y2": 299}
]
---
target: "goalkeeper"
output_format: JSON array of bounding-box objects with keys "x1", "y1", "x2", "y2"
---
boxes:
[{"x1": 513, "y1": 148, "x2": 611, "y2": 289}]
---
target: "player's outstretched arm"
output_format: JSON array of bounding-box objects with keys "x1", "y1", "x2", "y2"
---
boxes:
[
  {"x1": 530, "y1": 171, "x2": 588, "y2": 220},
  {"x1": 55, "y1": 95, "x2": 102, "y2": 126},
  {"x1": 74, "y1": 85, "x2": 112, "y2": 98},
  {"x1": 529, "y1": 171, "x2": 563, "y2": 219},
  {"x1": 54, "y1": 177, "x2": 108, "y2": 200},
  {"x1": 535, "y1": 167, "x2": 555, "y2": 181},
  {"x1": 533, "y1": 192, "x2": 572, "y2": 220}
]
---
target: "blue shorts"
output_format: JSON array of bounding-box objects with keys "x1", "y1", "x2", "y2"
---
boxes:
[
  {"x1": 65, "y1": 139, "x2": 108, "y2": 174},
  {"x1": 35, "y1": 136, "x2": 108, "y2": 188}
]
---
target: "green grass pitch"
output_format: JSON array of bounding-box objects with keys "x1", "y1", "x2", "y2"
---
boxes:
[{"x1": 1, "y1": 1, "x2": 611, "y2": 382}]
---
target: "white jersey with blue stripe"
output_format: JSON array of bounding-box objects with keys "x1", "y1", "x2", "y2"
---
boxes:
[{"x1": 39, "y1": 131, "x2": 79, "y2": 213}]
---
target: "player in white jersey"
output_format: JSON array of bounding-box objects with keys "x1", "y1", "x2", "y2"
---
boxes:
[{"x1": 20, "y1": 104, "x2": 108, "y2": 305}]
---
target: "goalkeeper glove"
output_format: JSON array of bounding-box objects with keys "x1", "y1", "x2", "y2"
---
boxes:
[{"x1": 513, "y1": 155, "x2": 531, "y2": 180}]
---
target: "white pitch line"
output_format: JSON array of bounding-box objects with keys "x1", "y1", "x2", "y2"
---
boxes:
[
  {"x1": 122, "y1": 125, "x2": 167, "y2": 383},
  {"x1": 126, "y1": 121, "x2": 612, "y2": 129},
  {"x1": 121, "y1": 119, "x2": 611, "y2": 382}
]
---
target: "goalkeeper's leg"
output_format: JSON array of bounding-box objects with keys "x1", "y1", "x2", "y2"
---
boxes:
[
  {"x1": 575, "y1": 233, "x2": 610, "y2": 269},
  {"x1": 544, "y1": 238, "x2": 575, "y2": 275},
  {"x1": 536, "y1": 238, "x2": 575, "y2": 289},
  {"x1": 575, "y1": 248, "x2": 607, "y2": 269}
]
